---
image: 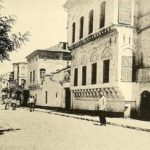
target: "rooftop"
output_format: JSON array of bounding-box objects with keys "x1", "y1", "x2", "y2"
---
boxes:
[{"x1": 26, "y1": 42, "x2": 70, "y2": 60}]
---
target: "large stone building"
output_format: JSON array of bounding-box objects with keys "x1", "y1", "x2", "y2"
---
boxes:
[
  {"x1": 136, "y1": 0, "x2": 150, "y2": 120},
  {"x1": 64, "y1": 0, "x2": 140, "y2": 117},
  {"x1": 26, "y1": 42, "x2": 72, "y2": 105}
]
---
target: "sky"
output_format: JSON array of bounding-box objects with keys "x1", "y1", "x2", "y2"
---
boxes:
[{"x1": 0, "y1": 0, "x2": 67, "y2": 74}]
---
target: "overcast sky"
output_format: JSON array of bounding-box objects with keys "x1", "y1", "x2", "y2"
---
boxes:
[{"x1": 0, "y1": 0, "x2": 67, "y2": 74}]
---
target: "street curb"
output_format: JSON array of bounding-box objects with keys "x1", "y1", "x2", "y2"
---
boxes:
[
  {"x1": 22, "y1": 107, "x2": 150, "y2": 133},
  {"x1": 49, "y1": 112, "x2": 150, "y2": 133}
]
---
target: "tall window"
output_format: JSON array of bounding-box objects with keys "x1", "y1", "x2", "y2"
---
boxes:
[
  {"x1": 79, "y1": 17, "x2": 84, "y2": 39},
  {"x1": 82, "y1": 66, "x2": 87, "y2": 85},
  {"x1": 30, "y1": 72, "x2": 32, "y2": 83},
  {"x1": 40, "y1": 68, "x2": 46, "y2": 79},
  {"x1": 72, "y1": 22, "x2": 76, "y2": 43},
  {"x1": 45, "y1": 91, "x2": 48, "y2": 104},
  {"x1": 33, "y1": 70, "x2": 35, "y2": 82},
  {"x1": 103, "y1": 59, "x2": 110, "y2": 83},
  {"x1": 100, "y1": 1, "x2": 106, "y2": 28},
  {"x1": 88, "y1": 10, "x2": 94, "y2": 34},
  {"x1": 91, "y1": 63, "x2": 97, "y2": 84},
  {"x1": 74, "y1": 68, "x2": 78, "y2": 86}
]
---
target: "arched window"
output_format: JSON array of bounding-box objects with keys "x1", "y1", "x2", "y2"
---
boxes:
[
  {"x1": 100, "y1": 1, "x2": 106, "y2": 29},
  {"x1": 40, "y1": 68, "x2": 46, "y2": 79},
  {"x1": 88, "y1": 10, "x2": 94, "y2": 34},
  {"x1": 72, "y1": 22, "x2": 76, "y2": 43},
  {"x1": 79, "y1": 16, "x2": 84, "y2": 39}
]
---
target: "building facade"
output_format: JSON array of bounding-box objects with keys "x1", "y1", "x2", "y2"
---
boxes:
[
  {"x1": 64, "y1": 0, "x2": 139, "y2": 117},
  {"x1": 136, "y1": 0, "x2": 150, "y2": 120},
  {"x1": 0, "y1": 72, "x2": 14, "y2": 100},
  {"x1": 38, "y1": 67, "x2": 71, "y2": 108},
  {"x1": 26, "y1": 42, "x2": 72, "y2": 105},
  {"x1": 13, "y1": 62, "x2": 28, "y2": 88}
]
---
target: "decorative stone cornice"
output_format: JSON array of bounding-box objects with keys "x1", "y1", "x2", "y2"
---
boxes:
[
  {"x1": 71, "y1": 86, "x2": 123, "y2": 99},
  {"x1": 69, "y1": 26, "x2": 117, "y2": 50}
]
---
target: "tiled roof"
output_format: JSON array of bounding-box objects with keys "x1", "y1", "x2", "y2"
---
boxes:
[
  {"x1": 26, "y1": 42, "x2": 70, "y2": 60},
  {"x1": 44, "y1": 45, "x2": 70, "y2": 53}
]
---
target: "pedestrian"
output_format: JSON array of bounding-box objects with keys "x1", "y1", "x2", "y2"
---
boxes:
[
  {"x1": 97, "y1": 91, "x2": 107, "y2": 126},
  {"x1": 28, "y1": 96, "x2": 35, "y2": 112},
  {"x1": 11, "y1": 95, "x2": 17, "y2": 110},
  {"x1": 4, "y1": 95, "x2": 9, "y2": 110}
]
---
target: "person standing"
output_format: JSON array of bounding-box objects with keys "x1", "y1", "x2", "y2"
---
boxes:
[
  {"x1": 97, "y1": 91, "x2": 107, "y2": 126},
  {"x1": 11, "y1": 95, "x2": 17, "y2": 110},
  {"x1": 4, "y1": 96, "x2": 9, "y2": 110},
  {"x1": 28, "y1": 96, "x2": 35, "y2": 112}
]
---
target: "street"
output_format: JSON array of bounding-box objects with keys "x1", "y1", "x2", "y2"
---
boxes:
[{"x1": 0, "y1": 106, "x2": 150, "y2": 150}]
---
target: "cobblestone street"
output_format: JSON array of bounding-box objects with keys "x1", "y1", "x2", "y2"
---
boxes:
[{"x1": 0, "y1": 106, "x2": 150, "y2": 150}]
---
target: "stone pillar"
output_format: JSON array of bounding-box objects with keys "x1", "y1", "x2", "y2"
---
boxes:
[{"x1": 87, "y1": 63, "x2": 92, "y2": 85}]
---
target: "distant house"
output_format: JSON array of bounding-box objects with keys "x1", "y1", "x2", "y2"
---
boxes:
[
  {"x1": 26, "y1": 42, "x2": 72, "y2": 105},
  {"x1": 12, "y1": 62, "x2": 28, "y2": 105},
  {"x1": 13, "y1": 62, "x2": 28, "y2": 88},
  {"x1": 40, "y1": 67, "x2": 71, "y2": 108},
  {"x1": 0, "y1": 72, "x2": 14, "y2": 100}
]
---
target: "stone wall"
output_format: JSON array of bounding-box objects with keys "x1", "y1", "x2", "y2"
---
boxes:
[{"x1": 71, "y1": 31, "x2": 118, "y2": 87}]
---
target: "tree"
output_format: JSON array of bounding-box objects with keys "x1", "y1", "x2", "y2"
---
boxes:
[{"x1": 0, "y1": 0, "x2": 30, "y2": 62}]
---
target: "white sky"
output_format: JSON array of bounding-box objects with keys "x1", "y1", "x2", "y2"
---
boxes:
[{"x1": 0, "y1": 0, "x2": 67, "y2": 74}]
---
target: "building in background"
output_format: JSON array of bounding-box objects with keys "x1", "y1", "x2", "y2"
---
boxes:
[
  {"x1": 0, "y1": 72, "x2": 14, "y2": 101},
  {"x1": 26, "y1": 42, "x2": 72, "y2": 105},
  {"x1": 12, "y1": 62, "x2": 28, "y2": 105},
  {"x1": 13, "y1": 62, "x2": 28, "y2": 88},
  {"x1": 64, "y1": 0, "x2": 139, "y2": 117},
  {"x1": 37, "y1": 67, "x2": 71, "y2": 108}
]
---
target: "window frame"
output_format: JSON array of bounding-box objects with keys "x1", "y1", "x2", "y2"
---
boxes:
[
  {"x1": 79, "y1": 16, "x2": 84, "y2": 39},
  {"x1": 91, "y1": 63, "x2": 97, "y2": 84},
  {"x1": 82, "y1": 66, "x2": 87, "y2": 86},
  {"x1": 72, "y1": 22, "x2": 76, "y2": 43},
  {"x1": 74, "y1": 68, "x2": 78, "y2": 86},
  {"x1": 100, "y1": 1, "x2": 106, "y2": 29},
  {"x1": 88, "y1": 10, "x2": 94, "y2": 34}
]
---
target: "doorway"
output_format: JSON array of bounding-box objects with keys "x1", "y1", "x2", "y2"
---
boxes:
[
  {"x1": 22, "y1": 90, "x2": 30, "y2": 106},
  {"x1": 65, "y1": 88, "x2": 71, "y2": 109},
  {"x1": 140, "y1": 91, "x2": 150, "y2": 120}
]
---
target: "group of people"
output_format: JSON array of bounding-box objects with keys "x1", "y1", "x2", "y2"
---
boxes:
[
  {"x1": 3, "y1": 91, "x2": 106, "y2": 124},
  {"x1": 3, "y1": 94, "x2": 36, "y2": 112},
  {"x1": 3, "y1": 95, "x2": 19, "y2": 110}
]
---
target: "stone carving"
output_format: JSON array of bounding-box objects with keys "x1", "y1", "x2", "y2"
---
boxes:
[
  {"x1": 81, "y1": 56, "x2": 87, "y2": 65},
  {"x1": 90, "y1": 49, "x2": 99, "y2": 62},
  {"x1": 101, "y1": 47, "x2": 112, "y2": 59}
]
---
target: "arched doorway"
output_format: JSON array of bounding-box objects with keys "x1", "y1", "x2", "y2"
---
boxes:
[{"x1": 140, "y1": 91, "x2": 150, "y2": 120}]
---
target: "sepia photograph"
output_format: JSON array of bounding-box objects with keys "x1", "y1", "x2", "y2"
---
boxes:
[{"x1": 0, "y1": 0, "x2": 150, "y2": 150}]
